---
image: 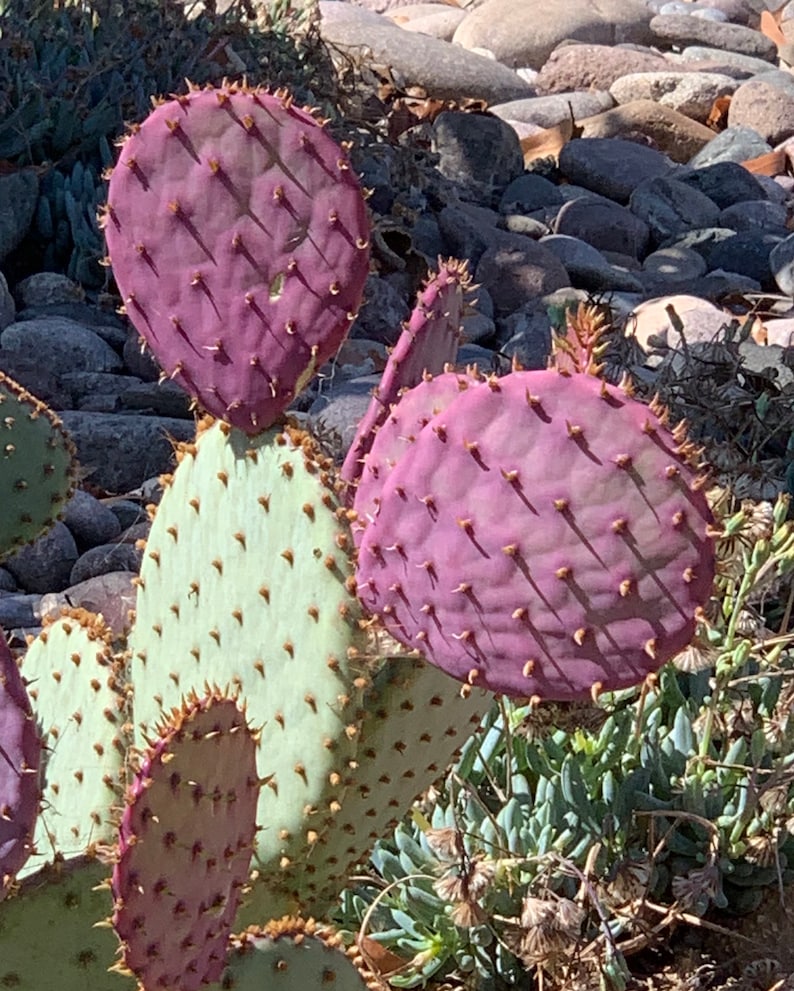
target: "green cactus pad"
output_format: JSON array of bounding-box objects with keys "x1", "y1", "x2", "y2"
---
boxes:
[
  {"x1": 129, "y1": 418, "x2": 368, "y2": 918},
  {"x1": 0, "y1": 857, "x2": 129, "y2": 991},
  {"x1": 19, "y1": 611, "x2": 128, "y2": 878},
  {"x1": 254, "y1": 651, "x2": 490, "y2": 917},
  {"x1": 213, "y1": 918, "x2": 377, "y2": 991},
  {"x1": 0, "y1": 371, "x2": 77, "y2": 561}
]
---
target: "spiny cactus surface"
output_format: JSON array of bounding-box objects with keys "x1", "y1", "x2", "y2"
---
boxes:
[
  {"x1": 0, "y1": 370, "x2": 77, "y2": 561},
  {"x1": 103, "y1": 83, "x2": 370, "y2": 433},
  {"x1": 112, "y1": 691, "x2": 259, "y2": 990},
  {"x1": 341, "y1": 259, "x2": 468, "y2": 491},
  {"x1": 356, "y1": 369, "x2": 716, "y2": 699},
  {"x1": 0, "y1": 627, "x2": 39, "y2": 898},
  {"x1": 18, "y1": 611, "x2": 128, "y2": 878},
  {"x1": 215, "y1": 917, "x2": 377, "y2": 991}
]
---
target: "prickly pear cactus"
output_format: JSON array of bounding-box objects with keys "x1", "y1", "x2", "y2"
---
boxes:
[
  {"x1": 103, "y1": 82, "x2": 371, "y2": 433},
  {"x1": 0, "y1": 371, "x2": 77, "y2": 560},
  {"x1": 0, "y1": 626, "x2": 40, "y2": 898},
  {"x1": 18, "y1": 611, "x2": 128, "y2": 878},
  {"x1": 112, "y1": 691, "x2": 259, "y2": 991},
  {"x1": 341, "y1": 259, "x2": 469, "y2": 491},
  {"x1": 215, "y1": 917, "x2": 378, "y2": 991},
  {"x1": 355, "y1": 307, "x2": 717, "y2": 699}
]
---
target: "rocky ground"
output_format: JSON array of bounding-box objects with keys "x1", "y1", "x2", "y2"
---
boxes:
[{"x1": 4, "y1": 0, "x2": 794, "y2": 985}]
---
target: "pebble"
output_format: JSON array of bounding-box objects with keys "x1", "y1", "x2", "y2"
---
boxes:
[{"x1": 4, "y1": 0, "x2": 794, "y2": 638}]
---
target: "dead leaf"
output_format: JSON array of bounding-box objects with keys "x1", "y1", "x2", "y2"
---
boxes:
[
  {"x1": 706, "y1": 95, "x2": 731, "y2": 131},
  {"x1": 760, "y1": 9, "x2": 788, "y2": 48},
  {"x1": 740, "y1": 148, "x2": 788, "y2": 176},
  {"x1": 357, "y1": 935, "x2": 410, "y2": 978},
  {"x1": 520, "y1": 115, "x2": 574, "y2": 168}
]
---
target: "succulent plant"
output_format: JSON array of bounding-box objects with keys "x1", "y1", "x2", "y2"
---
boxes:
[
  {"x1": 354, "y1": 307, "x2": 717, "y2": 700},
  {"x1": 0, "y1": 370, "x2": 77, "y2": 562},
  {"x1": 102, "y1": 82, "x2": 371, "y2": 433}
]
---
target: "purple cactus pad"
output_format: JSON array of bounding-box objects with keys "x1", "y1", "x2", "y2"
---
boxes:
[
  {"x1": 112, "y1": 691, "x2": 259, "y2": 988},
  {"x1": 355, "y1": 370, "x2": 716, "y2": 700},
  {"x1": 104, "y1": 84, "x2": 370, "y2": 433},
  {"x1": 0, "y1": 627, "x2": 40, "y2": 897}
]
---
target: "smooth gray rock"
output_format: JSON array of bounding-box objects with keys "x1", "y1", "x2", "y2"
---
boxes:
[
  {"x1": 70, "y1": 543, "x2": 143, "y2": 586},
  {"x1": 770, "y1": 234, "x2": 794, "y2": 296},
  {"x1": 120, "y1": 381, "x2": 193, "y2": 419},
  {"x1": 14, "y1": 273, "x2": 84, "y2": 309},
  {"x1": 319, "y1": 1, "x2": 534, "y2": 103},
  {"x1": 629, "y1": 176, "x2": 722, "y2": 244},
  {"x1": 62, "y1": 488, "x2": 123, "y2": 549},
  {"x1": 677, "y1": 45, "x2": 777, "y2": 75},
  {"x1": 474, "y1": 234, "x2": 570, "y2": 315},
  {"x1": 648, "y1": 13, "x2": 777, "y2": 60},
  {"x1": 58, "y1": 412, "x2": 196, "y2": 494},
  {"x1": 0, "y1": 593, "x2": 40, "y2": 629},
  {"x1": 707, "y1": 232, "x2": 782, "y2": 286},
  {"x1": 490, "y1": 91, "x2": 615, "y2": 128},
  {"x1": 643, "y1": 245, "x2": 708, "y2": 280},
  {"x1": 558, "y1": 138, "x2": 674, "y2": 204},
  {"x1": 437, "y1": 202, "x2": 502, "y2": 266},
  {"x1": 676, "y1": 160, "x2": 767, "y2": 207},
  {"x1": 60, "y1": 372, "x2": 143, "y2": 410},
  {"x1": 0, "y1": 317, "x2": 123, "y2": 376},
  {"x1": 687, "y1": 125, "x2": 772, "y2": 167},
  {"x1": 719, "y1": 199, "x2": 789, "y2": 234},
  {"x1": 609, "y1": 70, "x2": 738, "y2": 123},
  {"x1": 4, "y1": 522, "x2": 79, "y2": 593},
  {"x1": 727, "y1": 78, "x2": 794, "y2": 145},
  {"x1": 0, "y1": 272, "x2": 15, "y2": 332},
  {"x1": 499, "y1": 174, "x2": 564, "y2": 213},
  {"x1": 553, "y1": 198, "x2": 651, "y2": 258},
  {"x1": 431, "y1": 111, "x2": 524, "y2": 204},
  {"x1": 539, "y1": 234, "x2": 645, "y2": 291},
  {"x1": 351, "y1": 274, "x2": 410, "y2": 346}
]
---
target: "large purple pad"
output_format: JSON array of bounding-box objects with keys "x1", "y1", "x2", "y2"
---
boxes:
[
  {"x1": 104, "y1": 84, "x2": 370, "y2": 433},
  {"x1": 355, "y1": 371, "x2": 716, "y2": 699}
]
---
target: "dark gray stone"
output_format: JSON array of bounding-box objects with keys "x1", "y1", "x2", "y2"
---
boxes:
[
  {"x1": 676, "y1": 161, "x2": 767, "y2": 208},
  {"x1": 0, "y1": 170, "x2": 38, "y2": 264},
  {"x1": 499, "y1": 174, "x2": 564, "y2": 214},
  {"x1": 4, "y1": 521, "x2": 79, "y2": 593},
  {"x1": 553, "y1": 198, "x2": 651, "y2": 258},
  {"x1": 0, "y1": 592, "x2": 39, "y2": 628},
  {"x1": 0, "y1": 317, "x2": 123, "y2": 376},
  {"x1": 474, "y1": 234, "x2": 571, "y2": 316},
  {"x1": 70, "y1": 543, "x2": 143, "y2": 586},
  {"x1": 351, "y1": 274, "x2": 410, "y2": 346},
  {"x1": 704, "y1": 232, "x2": 782, "y2": 287},
  {"x1": 558, "y1": 138, "x2": 674, "y2": 204},
  {"x1": 687, "y1": 125, "x2": 772, "y2": 167},
  {"x1": 120, "y1": 381, "x2": 193, "y2": 419},
  {"x1": 770, "y1": 234, "x2": 794, "y2": 296},
  {"x1": 539, "y1": 234, "x2": 645, "y2": 292},
  {"x1": 718, "y1": 200, "x2": 789, "y2": 235},
  {"x1": 62, "y1": 488, "x2": 123, "y2": 549},
  {"x1": 629, "y1": 176, "x2": 721, "y2": 244},
  {"x1": 431, "y1": 111, "x2": 524, "y2": 205}
]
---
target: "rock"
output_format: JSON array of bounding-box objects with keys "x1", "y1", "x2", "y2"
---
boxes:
[
  {"x1": 59, "y1": 412, "x2": 196, "y2": 495},
  {"x1": 629, "y1": 175, "x2": 722, "y2": 244},
  {"x1": 3, "y1": 521, "x2": 79, "y2": 593},
  {"x1": 318, "y1": 1, "x2": 533, "y2": 103},
  {"x1": 0, "y1": 593, "x2": 40, "y2": 629},
  {"x1": 119, "y1": 380, "x2": 193, "y2": 418},
  {"x1": 61, "y1": 488, "x2": 123, "y2": 549},
  {"x1": 628, "y1": 294, "x2": 736, "y2": 350},
  {"x1": 769, "y1": 233, "x2": 794, "y2": 295},
  {"x1": 499, "y1": 174, "x2": 564, "y2": 213},
  {"x1": 13, "y1": 273, "x2": 84, "y2": 309},
  {"x1": 0, "y1": 272, "x2": 13, "y2": 332},
  {"x1": 122, "y1": 330, "x2": 162, "y2": 382},
  {"x1": 675, "y1": 160, "x2": 769, "y2": 207},
  {"x1": 648, "y1": 13, "x2": 778, "y2": 60},
  {"x1": 351, "y1": 274, "x2": 411, "y2": 345},
  {"x1": 60, "y1": 371, "x2": 143, "y2": 410},
  {"x1": 307, "y1": 374, "x2": 382, "y2": 456},
  {"x1": 533, "y1": 43, "x2": 669, "y2": 95},
  {"x1": 687, "y1": 125, "x2": 773, "y2": 167},
  {"x1": 727, "y1": 78, "x2": 794, "y2": 145},
  {"x1": 539, "y1": 234, "x2": 645, "y2": 291},
  {"x1": 474, "y1": 233, "x2": 570, "y2": 315},
  {"x1": 719, "y1": 199, "x2": 789, "y2": 234},
  {"x1": 70, "y1": 543, "x2": 143, "y2": 586},
  {"x1": 643, "y1": 245, "x2": 709, "y2": 281},
  {"x1": 706, "y1": 231, "x2": 782, "y2": 286},
  {"x1": 0, "y1": 317, "x2": 123, "y2": 376},
  {"x1": 431, "y1": 111, "x2": 524, "y2": 204},
  {"x1": 676, "y1": 45, "x2": 779, "y2": 75},
  {"x1": 553, "y1": 198, "x2": 651, "y2": 258},
  {"x1": 558, "y1": 137, "x2": 674, "y2": 204},
  {"x1": 0, "y1": 170, "x2": 38, "y2": 264},
  {"x1": 386, "y1": 3, "x2": 467, "y2": 39},
  {"x1": 106, "y1": 499, "x2": 149, "y2": 529},
  {"x1": 490, "y1": 91, "x2": 615, "y2": 129},
  {"x1": 39, "y1": 571, "x2": 137, "y2": 637},
  {"x1": 437, "y1": 202, "x2": 502, "y2": 265},
  {"x1": 759, "y1": 317, "x2": 794, "y2": 346},
  {"x1": 451, "y1": 0, "x2": 654, "y2": 70},
  {"x1": 609, "y1": 70, "x2": 739, "y2": 123},
  {"x1": 577, "y1": 99, "x2": 718, "y2": 162},
  {"x1": 0, "y1": 348, "x2": 70, "y2": 409}
]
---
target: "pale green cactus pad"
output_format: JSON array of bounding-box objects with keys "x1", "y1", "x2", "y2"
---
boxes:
[
  {"x1": 0, "y1": 371, "x2": 77, "y2": 561},
  {"x1": 212, "y1": 918, "x2": 377, "y2": 991},
  {"x1": 129, "y1": 418, "x2": 369, "y2": 918},
  {"x1": 19, "y1": 611, "x2": 128, "y2": 878},
  {"x1": 0, "y1": 857, "x2": 128, "y2": 991}
]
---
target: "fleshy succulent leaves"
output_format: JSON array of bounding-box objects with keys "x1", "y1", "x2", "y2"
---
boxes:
[
  {"x1": 0, "y1": 858, "x2": 125, "y2": 991},
  {"x1": 112, "y1": 690, "x2": 259, "y2": 991},
  {"x1": 218, "y1": 917, "x2": 377, "y2": 991},
  {"x1": 129, "y1": 418, "x2": 368, "y2": 918},
  {"x1": 341, "y1": 259, "x2": 468, "y2": 491},
  {"x1": 0, "y1": 371, "x2": 77, "y2": 561},
  {"x1": 0, "y1": 626, "x2": 40, "y2": 897},
  {"x1": 355, "y1": 370, "x2": 716, "y2": 700},
  {"x1": 19, "y1": 610, "x2": 128, "y2": 877},
  {"x1": 103, "y1": 83, "x2": 370, "y2": 433},
  {"x1": 351, "y1": 369, "x2": 483, "y2": 545}
]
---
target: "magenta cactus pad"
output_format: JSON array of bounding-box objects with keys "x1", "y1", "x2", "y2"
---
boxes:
[
  {"x1": 112, "y1": 690, "x2": 259, "y2": 989},
  {"x1": 104, "y1": 83, "x2": 370, "y2": 433},
  {"x1": 355, "y1": 370, "x2": 716, "y2": 700},
  {"x1": 0, "y1": 627, "x2": 39, "y2": 897}
]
